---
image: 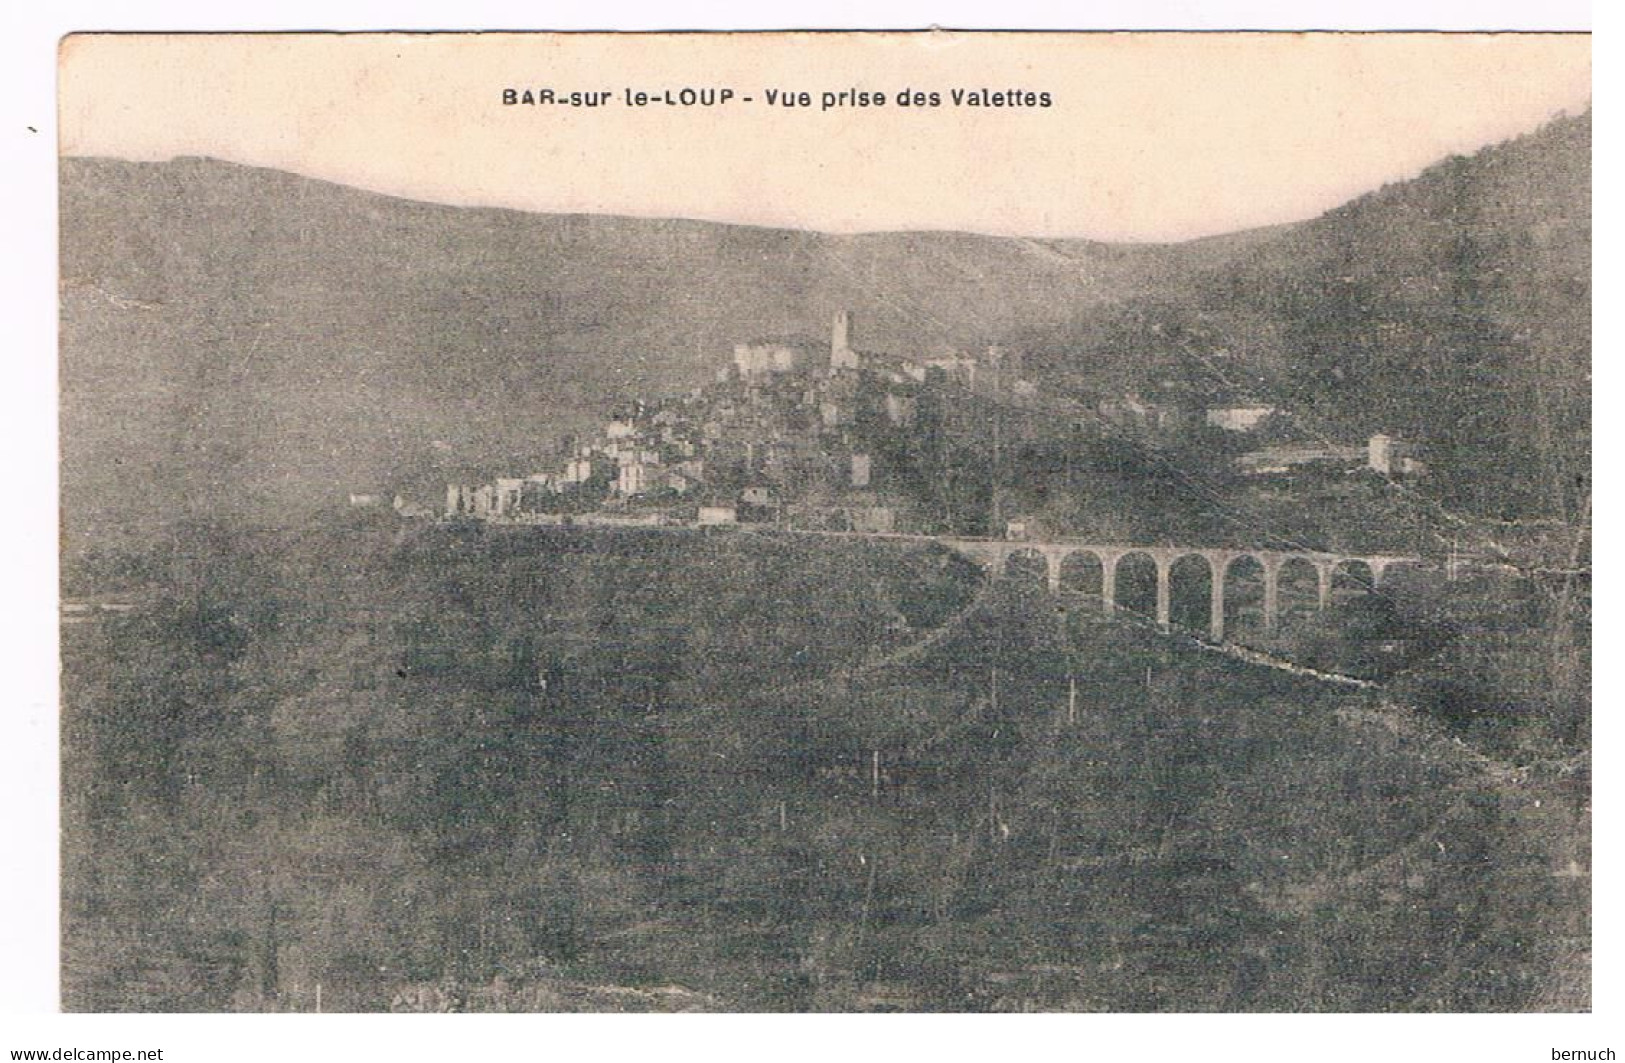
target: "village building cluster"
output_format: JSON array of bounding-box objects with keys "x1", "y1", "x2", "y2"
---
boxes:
[
  {"x1": 431, "y1": 309, "x2": 1425, "y2": 534},
  {"x1": 442, "y1": 312, "x2": 1040, "y2": 531},
  {"x1": 1095, "y1": 392, "x2": 1426, "y2": 478}
]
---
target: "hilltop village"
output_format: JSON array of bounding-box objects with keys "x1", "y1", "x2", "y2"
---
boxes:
[{"x1": 437, "y1": 311, "x2": 1425, "y2": 538}]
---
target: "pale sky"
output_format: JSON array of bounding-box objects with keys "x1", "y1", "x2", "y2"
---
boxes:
[{"x1": 59, "y1": 32, "x2": 1590, "y2": 241}]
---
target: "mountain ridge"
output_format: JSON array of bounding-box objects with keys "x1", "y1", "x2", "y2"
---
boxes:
[{"x1": 59, "y1": 110, "x2": 1589, "y2": 549}]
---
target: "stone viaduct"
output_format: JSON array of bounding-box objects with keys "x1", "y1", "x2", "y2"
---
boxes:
[{"x1": 937, "y1": 538, "x2": 1420, "y2": 641}]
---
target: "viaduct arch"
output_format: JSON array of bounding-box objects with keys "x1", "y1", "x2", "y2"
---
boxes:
[{"x1": 946, "y1": 538, "x2": 1417, "y2": 642}]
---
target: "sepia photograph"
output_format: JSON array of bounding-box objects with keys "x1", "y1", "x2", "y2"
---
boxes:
[{"x1": 47, "y1": 26, "x2": 1591, "y2": 1026}]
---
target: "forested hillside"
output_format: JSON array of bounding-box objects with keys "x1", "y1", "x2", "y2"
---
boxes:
[
  {"x1": 61, "y1": 521, "x2": 1588, "y2": 1011},
  {"x1": 1020, "y1": 112, "x2": 1590, "y2": 520}
]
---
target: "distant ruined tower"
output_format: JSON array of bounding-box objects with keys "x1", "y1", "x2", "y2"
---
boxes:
[{"x1": 830, "y1": 310, "x2": 860, "y2": 373}]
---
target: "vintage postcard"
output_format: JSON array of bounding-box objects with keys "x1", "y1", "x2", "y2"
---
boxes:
[{"x1": 56, "y1": 31, "x2": 1590, "y2": 1014}]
